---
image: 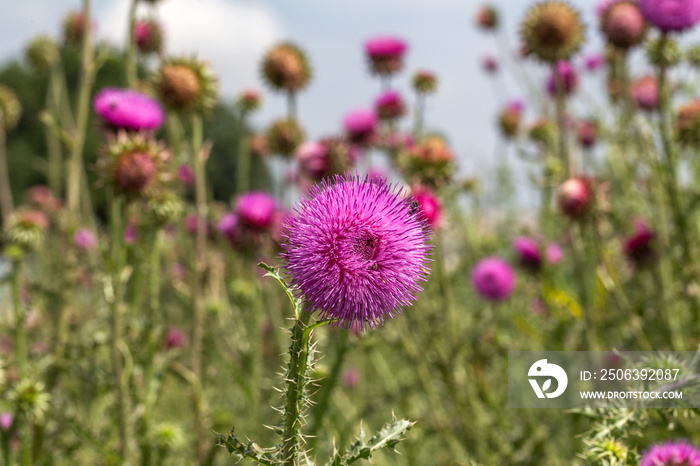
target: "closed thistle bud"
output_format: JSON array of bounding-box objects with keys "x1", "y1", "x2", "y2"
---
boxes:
[
  {"x1": 375, "y1": 90, "x2": 406, "y2": 120},
  {"x1": 0, "y1": 84, "x2": 22, "y2": 131},
  {"x1": 261, "y1": 42, "x2": 312, "y2": 93},
  {"x1": 248, "y1": 133, "x2": 269, "y2": 158},
  {"x1": 528, "y1": 117, "x2": 556, "y2": 146},
  {"x1": 520, "y1": 1, "x2": 586, "y2": 63},
  {"x1": 646, "y1": 36, "x2": 681, "y2": 68},
  {"x1": 557, "y1": 177, "x2": 593, "y2": 218},
  {"x1": 623, "y1": 219, "x2": 656, "y2": 267},
  {"x1": 236, "y1": 89, "x2": 262, "y2": 113},
  {"x1": 5, "y1": 210, "x2": 49, "y2": 252},
  {"x1": 146, "y1": 191, "x2": 184, "y2": 225},
  {"x1": 600, "y1": 1, "x2": 647, "y2": 49},
  {"x1": 577, "y1": 119, "x2": 598, "y2": 148},
  {"x1": 135, "y1": 19, "x2": 164, "y2": 55},
  {"x1": 25, "y1": 35, "x2": 59, "y2": 72},
  {"x1": 631, "y1": 75, "x2": 659, "y2": 111},
  {"x1": 676, "y1": 99, "x2": 700, "y2": 147},
  {"x1": 412, "y1": 70, "x2": 438, "y2": 94},
  {"x1": 498, "y1": 100, "x2": 525, "y2": 138},
  {"x1": 265, "y1": 118, "x2": 305, "y2": 158},
  {"x1": 62, "y1": 11, "x2": 89, "y2": 46},
  {"x1": 476, "y1": 5, "x2": 499, "y2": 30},
  {"x1": 545, "y1": 60, "x2": 579, "y2": 96},
  {"x1": 154, "y1": 57, "x2": 218, "y2": 114}
]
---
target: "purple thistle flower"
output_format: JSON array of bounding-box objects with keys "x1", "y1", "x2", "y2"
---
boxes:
[
  {"x1": 375, "y1": 90, "x2": 406, "y2": 120},
  {"x1": 217, "y1": 213, "x2": 238, "y2": 240},
  {"x1": 583, "y1": 53, "x2": 606, "y2": 71},
  {"x1": 236, "y1": 192, "x2": 277, "y2": 230},
  {"x1": 165, "y1": 326, "x2": 187, "y2": 349},
  {"x1": 124, "y1": 224, "x2": 138, "y2": 244},
  {"x1": 281, "y1": 174, "x2": 433, "y2": 330},
  {"x1": 342, "y1": 368, "x2": 361, "y2": 388},
  {"x1": 640, "y1": 440, "x2": 700, "y2": 466},
  {"x1": 471, "y1": 257, "x2": 515, "y2": 301},
  {"x1": 638, "y1": 0, "x2": 700, "y2": 32},
  {"x1": 364, "y1": 36, "x2": 408, "y2": 76},
  {"x1": 93, "y1": 87, "x2": 165, "y2": 131},
  {"x1": 343, "y1": 108, "x2": 377, "y2": 145},
  {"x1": 74, "y1": 228, "x2": 97, "y2": 251},
  {"x1": 547, "y1": 243, "x2": 563, "y2": 264},
  {"x1": 0, "y1": 413, "x2": 12, "y2": 432},
  {"x1": 513, "y1": 236, "x2": 542, "y2": 271},
  {"x1": 546, "y1": 61, "x2": 578, "y2": 97}
]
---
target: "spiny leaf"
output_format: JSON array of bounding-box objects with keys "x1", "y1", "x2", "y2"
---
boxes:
[
  {"x1": 325, "y1": 417, "x2": 416, "y2": 465},
  {"x1": 258, "y1": 262, "x2": 303, "y2": 315},
  {"x1": 216, "y1": 429, "x2": 279, "y2": 466}
]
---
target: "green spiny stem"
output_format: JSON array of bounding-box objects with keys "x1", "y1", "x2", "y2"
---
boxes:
[
  {"x1": 281, "y1": 308, "x2": 313, "y2": 466},
  {"x1": 307, "y1": 329, "x2": 349, "y2": 452},
  {"x1": 236, "y1": 110, "x2": 251, "y2": 195},
  {"x1": 190, "y1": 114, "x2": 208, "y2": 463},
  {"x1": 67, "y1": 0, "x2": 94, "y2": 215},
  {"x1": 0, "y1": 114, "x2": 13, "y2": 228},
  {"x1": 125, "y1": 0, "x2": 138, "y2": 87},
  {"x1": 656, "y1": 32, "x2": 700, "y2": 333}
]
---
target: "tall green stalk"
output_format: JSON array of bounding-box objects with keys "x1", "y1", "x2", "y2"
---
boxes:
[
  {"x1": 553, "y1": 62, "x2": 571, "y2": 176},
  {"x1": 12, "y1": 260, "x2": 31, "y2": 466},
  {"x1": 125, "y1": 0, "x2": 138, "y2": 87},
  {"x1": 236, "y1": 111, "x2": 251, "y2": 195},
  {"x1": 0, "y1": 114, "x2": 13, "y2": 228}
]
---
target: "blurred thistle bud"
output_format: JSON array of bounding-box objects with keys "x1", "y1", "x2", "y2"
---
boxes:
[
  {"x1": 177, "y1": 163, "x2": 194, "y2": 187},
  {"x1": 576, "y1": 119, "x2": 598, "y2": 148},
  {"x1": 0, "y1": 84, "x2": 22, "y2": 131},
  {"x1": 364, "y1": 36, "x2": 408, "y2": 77},
  {"x1": 583, "y1": 52, "x2": 606, "y2": 72},
  {"x1": 498, "y1": 99, "x2": 525, "y2": 139},
  {"x1": 26, "y1": 185, "x2": 62, "y2": 212},
  {"x1": 0, "y1": 413, "x2": 12, "y2": 432},
  {"x1": 528, "y1": 117, "x2": 556, "y2": 146},
  {"x1": 600, "y1": 1, "x2": 647, "y2": 49},
  {"x1": 646, "y1": 36, "x2": 681, "y2": 68},
  {"x1": 248, "y1": 133, "x2": 269, "y2": 158},
  {"x1": 154, "y1": 57, "x2": 219, "y2": 115},
  {"x1": 412, "y1": 70, "x2": 438, "y2": 94},
  {"x1": 147, "y1": 191, "x2": 184, "y2": 225},
  {"x1": 265, "y1": 118, "x2": 305, "y2": 158},
  {"x1": 9, "y1": 380, "x2": 50, "y2": 423},
  {"x1": 475, "y1": 5, "x2": 499, "y2": 30},
  {"x1": 236, "y1": 89, "x2": 262, "y2": 113},
  {"x1": 260, "y1": 42, "x2": 312, "y2": 93},
  {"x1": 74, "y1": 229, "x2": 98, "y2": 251},
  {"x1": 676, "y1": 99, "x2": 700, "y2": 147},
  {"x1": 411, "y1": 185, "x2": 443, "y2": 228},
  {"x1": 5, "y1": 210, "x2": 49, "y2": 252},
  {"x1": 557, "y1": 177, "x2": 593, "y2": 218},
  {"x1": 482, "y1": 54, "x2": 499, "y2": 73},
  {"x1": 400, "y1": 134, "x2": 455, "y2": 187},
  {"x1": 631, "y1": 75, "x2": 659, "y2": 112},
  {"x1": 165, "y1": 326, "x2": 187, "y2": 349},
  {"x1": 150, "y1": 423, "x2": 185, "y2": 452},
  {"x1": 24, "y1": 35, "x2": 59, "y2": 72},
  {"x1": 343, "y1": 108, "x2": 377, "y2": 146},
  {"x1": 545, "y1": 60, "x2": 579, "y2": 97},
  {"x1": 135, "y1": 18, "x2": 164, "y2": 55},
  {"x1": 375, "y1": 90, "x2": 406, "y2": 121},
  {"x1": 62, "y1": 10, "x2": 93, "y2": 46},
  {"x1": 520, "y1": 1, "x2": 586, "y2": 63},
  {"x1": 623, "y1": 219, "x2": 656, "y2": 267}
]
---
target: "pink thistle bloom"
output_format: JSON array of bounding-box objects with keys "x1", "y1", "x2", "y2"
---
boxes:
[
  {"x1": 624, "y1": 219, "x2": 656, "y2": 266},
  {"x1": 124, "y1": 224, "x2": 138, "y2": 244},
  {"x1": 640, "y1": 440, "x2": 700, "y2": 466},
  {"x1": 577, "y1": 119, "x2": 597, "y2": 148},
  {"x1": 546, "y1": 61, "x2": 578, "y2": 97},
  {"x1": 93, "y1": 88, "x2": 164, "y2": 131},
  {"x1": 583, "y1": 53, "x2": 606, "y2": 71},
  {"x1": 482, "y1": 54, "x2": 499, "y2": 73},
  {"x1": 0, "y1": 413, "x2": 12, "y2": 432},
  {"x1": 513, "y1": 236, "x2": 542, "y2": 271},
  {"x1": 638, "y1": 0, "x2": 700, "y2": 32},
  {"x1": 601, "y1": 1, "x2": 646, "y2": 48},
  {"x1": 546, "y1": 243, "x2": 563, "y2": 264},
  {"x1": 343, "y1": 109, "x2": 377, "y2": 145},
  {"x1": 375, "y1": 90, "x2": 406, "y2": 120},
  {"x1": 342, "y1": 368, "x2": 361, "y2": 388},
  {"x1": 557, "y1": 177, "x2": 593, "y2": 218},
  {"x1": 364, "y1": 36, "x2": 408, "y2": 76},
  {"x1": 178, "y1": 163, "x2": 195, "y2": 186},
  {"x1": 471, "y1": 257, "x2": 515, "y2": 301},
  {"x1": 632, "y1": 76, "x2": 659, "y2": 111},
  {"x1": 296, "y1": 141, "x2": 327, "y2": 179},
  {"x1": 216, "y1": 213, "x2": 238, "y2": 241},
  {"x1": 236, "y1": 192, "x2": 277, "y2": 230},
  {"x1": 74, "y1": 229, "x2": 97, "y2": 251},
  {"x1": 165, "y1": 326, "x2": 187, "y2": 349},
  {"x1": 281, "y1": 174, "x2": 433, "y2": 330},
  {"x1": 411, "y1": 186, "x2": 443, "y2": 228},
  {"x1": 185, "y1": 214, "x2": 209, "y2": 236}
]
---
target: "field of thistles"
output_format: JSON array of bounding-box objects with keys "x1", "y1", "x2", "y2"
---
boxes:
[{"x1": 4, "y1": 0, "x2": 700, "y2": 465}]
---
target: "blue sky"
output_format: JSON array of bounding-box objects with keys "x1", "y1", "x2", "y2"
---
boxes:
[{"x1": 1, "y1": 0, "x2": 677, "y2": 206}]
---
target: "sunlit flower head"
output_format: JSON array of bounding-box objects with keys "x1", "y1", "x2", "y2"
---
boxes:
[{"x1": 281, "y1": 174, "x2": 433, "y2": 330}]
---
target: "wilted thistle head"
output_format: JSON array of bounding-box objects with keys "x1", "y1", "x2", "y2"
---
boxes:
[
  {"x1": 281, "y1": 174, "x2": 433, "y2": 330},
  {"x1": 471, "y1": 257, "x2": 516, "y2": 301},
  {"x1": 25, "y1": 35, "x2": 58, "y2": 72},
  {"x1": 640, "y1": 440, "x2": 700, "y2": 466},
  {"x1": 0, "y1": 84, "x2": 22, "y2": 131},
  {"x1": 600, "y1": 1, "x2": 647, "y2": 49},
  {"x1": 93, "y1": 87, "x2": 165, "y2": 132},
  {"x1": 265, "y1": 118, "x2": 305, "y2": 157},
  {"x1": 520, "y1": 1, "x2": 586, "y2": 63},
  {"x1": 261, "y1": 42, "x2": 312, "y2": 93},
  {"x1": 412, "y1": 70, "x2": 438, "y2": 94},
  {"x1": 638, "y1": 0, "x2": 700, "y2": 33},
  {"x1": 154, "y1": 57, "x2": 218, "y2": 115},
  {"x1": 135, "y1": 19, "x2": 164, "y2": 55},
  {"x1": 364, "y1": 36, "x2": 409, "y2": 76}
]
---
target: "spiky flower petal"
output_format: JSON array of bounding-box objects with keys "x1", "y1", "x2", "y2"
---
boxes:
[
  {"x1": 281, "y1": 174, "x2": 433, "y2": 330},
  {"x1": 520, "y1": 1, "x2": 586, "y2": 63}
]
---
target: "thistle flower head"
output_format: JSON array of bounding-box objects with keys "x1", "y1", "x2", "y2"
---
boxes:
[
  {"x1": 600, "y1": 1, "x2": 647, "y2": 49},
  {"x1": 135, "y1": 19, "x2": 164, "y2": 55},
  {"x1": 577, "y1": 119, "x2": 598, "y2": 148},
  {"x1": 93, "y1": 88, "x2": 165, "y2": 132},
  {"x1": 471, "y1": 257, "x2": 516, "y2": 301},
  {"x1": 513, "y1": 236, "x2": 543, "y2": 271},
  {"x1": 557, "y1": 177, "x2": 593, "y2": 218},
  {"x1": 546, "y1": 60, "x2": 579, "y2": 96},
  {"x1": 676, "y1": 99, "x2": 700, "y2": 146},
  {"x1": 24, "y1": 35, "x2": 58, "y2": 71},
  {"x1": 632, "y1": 75, "x2": 659, "y2": 111},
  {"x1": 281, "y1": 174, "x2": 433, "y2": 330},
  {"x1": 154, "y1": 57, "x2": 218, "y2": 115},
  {"x1": 375, "y1": 90, "x2": 406, "y2": 120},
  {"x1": 638, "y1": 0, "x2": 700, "y2": 32},
  {"x1": 74, "y1": 229, "x2": 97, "y2": 251},
  {"x1": 261, "y1": 42, "x2": 312, "y2": 93},
  {"x1": 0, "y1": 413, "x2": 12, "y2": 432},
  {"x1": 364, "y1": 36, "x2": 409, "y2": 76},
  {"x1": 5, "y1": 210, "x2": 49, "y2": 252},
  {"x1": 297, "y1": 138, "x2": 353, "y2": 181},
  {"x1": 236, "y1": 89, "x2": 262, "y2": 113},
  {"x1": 165, "y1": 327, "x2": 187, "y2": 349},
  {"x1": 265, "y1": 118, "x2": 305, "y2": 157},
  {"x1": 482, "y1": 54, "x2": 499, "y2": 73},
  {"x1": 411, "y1": 185, "x2": 443, "y2": 228},
  {"x1": 640, "y1": 440, "x2": 700, "y2": 466},
  {"x1": 26, "y1": 185, "x2": 62, "y2": 212},
  {"x1": 624, "y1": 219, "x2": 656, "y2": 266},
  {"x1": 343, "y1": 109, "x2": 377, "y2": 145},
  {"x1": 520, "y1": 1, "x2": 586, "y2": 63},
  {"x1": 400, "y1": 135, "x2": 455, "y2": 187},
  {"x1": 583, "y1": 52, "x2": 606, "y2": 71},
  {"x1": 412, "y1": 70, "x2": 438, "y2": 94},
  {"x1": 499, "y1": 99, "x2": 525, "y2": 138},
  {"x1": 236, "y1": 191, "x2": 276, "y2": 230},
  {"x1": 476, "y1": 5, "x2": 499, "y2": 30},
  {"x1": 528, "y1": 117, "x2": 556, "y2": 146},
  {"x1": 249, "y1": 133, "x2": 269, "y2": 158},
  {"x1": 0, "y1": 84, "x2": 22, "y2": 131},
  {"x1": 62, "y1": 10, "x2": 92, "y2": 46}
]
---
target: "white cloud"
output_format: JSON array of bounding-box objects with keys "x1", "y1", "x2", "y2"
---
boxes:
[{"x1": 100, "y1": 0, "x2": 285, "y2": 96}]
